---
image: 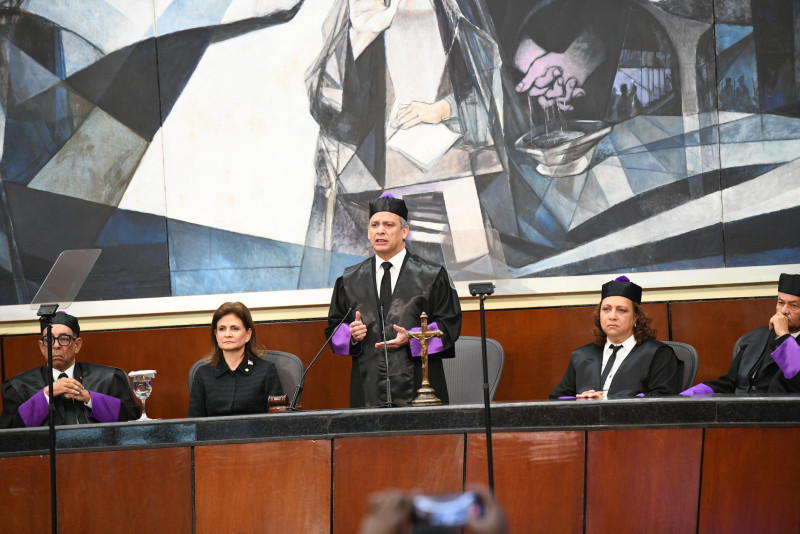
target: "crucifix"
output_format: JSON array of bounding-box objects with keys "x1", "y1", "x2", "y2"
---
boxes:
[{"x1": 408, "y1": 312, "x2": 443, "y2": 406}]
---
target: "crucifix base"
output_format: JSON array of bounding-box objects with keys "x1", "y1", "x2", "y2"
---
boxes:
[{"x1": 411, "y1": 385, "x2": 442, "y2": 406}]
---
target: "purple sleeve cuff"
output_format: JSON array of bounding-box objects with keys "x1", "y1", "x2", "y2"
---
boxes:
[
  {"x1": 636, "y1": 393, "x2": 644, "y2": 397},
  {"x1": 680, "y1": 383, "x2": 715, "y2": 397},
  {"x1": 87, "y1": 391, "x2": 121, "y2": 423},
  {"x1": 771, "y1": 337, "x2": 800, "y2": 379},
  {"x1": 331, "y1": 323, "x2": 353, "y2": 356},
  {"x1": 19, "y1": 391, "x2": 49, "y2": 427},
  {"x1": 408, "y1": 322, "x2": 445, "y2": 357}
]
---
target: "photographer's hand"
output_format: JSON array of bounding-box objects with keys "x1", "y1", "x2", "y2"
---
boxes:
[
  {"x1": 466, "y1": 485, "x2": 508, "y2": 534},
  {"x1": 359, "y1": 489, "x2": 413, "y2": 534}
]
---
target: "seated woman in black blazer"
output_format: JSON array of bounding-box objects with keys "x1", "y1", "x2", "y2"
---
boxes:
[
  {"x1": 550, "y1": 276, "x2": 683, "y2": 400},
  {"x1": 188, "y1": 301, "x2": 284, "y2": 417}
]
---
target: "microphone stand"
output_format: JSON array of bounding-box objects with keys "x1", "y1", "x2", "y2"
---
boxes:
[
  {"x1": 37, "y1": 303, "x2": 60, "y2": 534},
  {"x1": 380, "y1": 305, "x2": 393, "y2": 407},
  {"x1": 469, "y1": 282, "x2": 496, "y2": 495},
  {"x1": 288, "y1": 305, "x2": 354, "y2": 410}
]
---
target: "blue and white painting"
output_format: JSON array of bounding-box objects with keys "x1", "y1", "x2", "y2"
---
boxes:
[{"x1": 0, "y1": 0, "x2": 798, "y2": 306}]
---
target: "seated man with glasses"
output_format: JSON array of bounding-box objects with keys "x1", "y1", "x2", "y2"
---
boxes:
[{"x1": 0, "y1": 312, "x2": 140, "y2": 428}]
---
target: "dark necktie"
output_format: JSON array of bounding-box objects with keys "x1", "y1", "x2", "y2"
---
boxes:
[
  {"x1": 600, "y1": 345, "x2": 622, "y2": 387},
  {"x1": 54, "y1": 373, "x2": 71, "y2": 424},
  {"x1": 379, "y1": 261, "x2": 392, "y2": 314}
]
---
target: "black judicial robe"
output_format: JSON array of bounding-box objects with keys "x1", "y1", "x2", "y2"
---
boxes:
[
  {"x1": 327, "y1": 252, "x2": 462, "y2": 407},
  {"x1": 0, "y1": 362, "x2": 141, "y2": 428},
  {"x1": 703, "y1": 326, "x2": 800, "y2": 395},
  {"x1": 549, "y1": 339, "x2": 682, "y2": 399}
]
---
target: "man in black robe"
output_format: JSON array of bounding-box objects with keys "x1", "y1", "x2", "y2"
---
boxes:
[
  {"x1": 550, "y1": 276, "x2": 682, "y2": 399},
  {"x1": 681, "y1": 273, "x2": 800, "y2": 396},
  {"x1": 0, "y1": 312, "x2": 140, "y2": 428},
  {"x1": 326, "y1": 194, "x2": 462, "y2": 408}
]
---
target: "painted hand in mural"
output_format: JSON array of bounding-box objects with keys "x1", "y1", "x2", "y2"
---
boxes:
[
  {"x1": 514, "y1": 31, "x2": 605, "y2": 111},
  {"x1": 391, "y1": 100, "x2": 451, "y2": 129},
  {"x1": 349, "y1": 0, "x2": 402, "y2": 57}
]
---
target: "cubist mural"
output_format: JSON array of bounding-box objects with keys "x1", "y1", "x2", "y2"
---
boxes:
[{"x1": 0, "y1": 0, "x2": 799, "y2": 308}]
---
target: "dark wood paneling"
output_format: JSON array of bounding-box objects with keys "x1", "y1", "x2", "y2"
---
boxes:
[
  {"x1": 0, "y1": 454, "x2": 50, "y2": 534},
  {"x1": 58, "y1": 447, "x2": 192, "y2": 533},
  {"x1": 195, "y1": 440, "x2": 331, "y2": 533},
  {"x1": 466, "y1": 431, "x2": 584, "y2": 534},
  {"x1": 670, "y1": 298, "x2": 775, "y2": 383},
  {"x1": 700, "y1": 427, "x2": 800, "y2": 533},
  {"x1": 0, "y1": 298, "x2": 771, "y2": 418},
  {"x1": 333, "y1": 434, "x2": 464, "y2": 534},
  {"x1": 0, "y1": 321, "x2": 343, "y2": 419},
  {"x1": 256, "y1": 320, "x2": 351, "y2": 410},
  {"x1": 0, "y1": 328, "x2": 209, "y2": 420},
  {"x1": 586, "y1": 428, "x2": 702, "y2": 534}
]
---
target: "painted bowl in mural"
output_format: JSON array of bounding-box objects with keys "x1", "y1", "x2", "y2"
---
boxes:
[{"x1": 515, "y1": 120, "x2": 613, "y2": 177}]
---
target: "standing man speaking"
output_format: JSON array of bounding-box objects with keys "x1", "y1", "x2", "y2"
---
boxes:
[{"x1": 326, "y1": 193, "x2": 461, "y2": 407}]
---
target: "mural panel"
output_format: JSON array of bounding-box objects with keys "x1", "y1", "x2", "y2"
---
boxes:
[{"x1": 0, "y1": 0, "x2": 798, "y2": 307}]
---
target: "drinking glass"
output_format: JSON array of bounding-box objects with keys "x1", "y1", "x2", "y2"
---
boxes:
[{"x1": 128, "y1": 370, "x2": 156, "y2": 420}]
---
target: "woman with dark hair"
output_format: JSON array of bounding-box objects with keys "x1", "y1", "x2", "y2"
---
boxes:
[
  {"x1": 549, "y1": 276, "x2": 682, "y2": 399},
  {"x1": 188, "y1": 302, "x2": 283, "y2": 417}
]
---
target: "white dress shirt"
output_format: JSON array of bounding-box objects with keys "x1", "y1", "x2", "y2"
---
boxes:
[
  {"x1": 375, "y1": 248, "x2": 407, "y2": 297},
  {"x1": 601, "y1": 335, "x2": 637, "y2": 394}
]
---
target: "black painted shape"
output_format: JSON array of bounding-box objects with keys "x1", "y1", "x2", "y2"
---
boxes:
[
  {"x1": 723, "y1": 205, "x2": 800, "y2": 264},
  {"x1": 752, "y1": 0, "x2": 798, "y2": 115},
  {"x1": 0, "y1": 8, "x2": 58, "y2": 73},
  {"x1": 65, "y1": 36, "x2": 168, "y2": 140},
  {"x1": 64, "y1": 2, "x2": 306, "y2": 141},
  {"x1": 2, "y1": 182, "x2": 170, "y2": 303}
]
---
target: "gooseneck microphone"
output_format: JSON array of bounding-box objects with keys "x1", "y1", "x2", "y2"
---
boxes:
[
  {"x1": 288, "y1": 302, "x2": 356, "y2": 410},
  {"x1": 379, "y1": 304, "x2": 393, "y2": 407}
]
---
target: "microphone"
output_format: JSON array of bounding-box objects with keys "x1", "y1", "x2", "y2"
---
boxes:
[
  {"x1": 379, "y1": 304, "x2": 393, "y2": 407},
  {"x1": 288, "y1": 302, "x2": 356, "y2": 410}
]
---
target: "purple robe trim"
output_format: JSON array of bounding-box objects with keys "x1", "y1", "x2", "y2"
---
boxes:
[
  {"x1": 408, "y1": 322, "x2": 444, "y2": 357},
  {"x1": 19, "y1": 391, "x2": 49, "y2": 427},
  {"x1": 636, "y1": 393, "x2": 644, "y2": 397},
  {"x1": 680, "y1": 383, "x2": 714, "y2": 397},
  {"x1": 87, "y1": 391, "x2": 121, "y2": 423},
  {"x1": 331, "y1": 323, "x2": 353, "y2": 356},
  {"x1": 771, "y1": 337, "x2": 800, "y2": 379},
  {"x1": 558, "y1": 396, "x2": 576, "y2": 399}
]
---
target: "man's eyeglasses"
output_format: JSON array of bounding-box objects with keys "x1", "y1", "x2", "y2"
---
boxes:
[{"x1": 40, "y1": 334, "x2": 77, "y2": 346}]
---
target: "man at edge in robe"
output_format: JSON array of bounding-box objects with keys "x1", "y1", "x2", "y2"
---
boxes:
[
  {"x1": 681, "y1": 273, "x2": 800, "y2": 396},
  {"x1": 326, "y1": 193, "x2": 462, "y2": 407},
  {"x1": 0, "y1": 312, "x2": 140, "y2": 427}
]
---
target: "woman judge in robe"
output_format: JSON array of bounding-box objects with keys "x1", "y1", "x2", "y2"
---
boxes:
[
  {"x1": 188, "y1": 302, "x2": 283, "y2": 417},
  {"x1": 549, "y1": 276, "x2": 683, "y2": 399}
]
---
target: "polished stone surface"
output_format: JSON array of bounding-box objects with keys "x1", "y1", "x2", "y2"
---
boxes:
[{"x1": 1, "y1": 396, "x2": 798, "y2": 456}]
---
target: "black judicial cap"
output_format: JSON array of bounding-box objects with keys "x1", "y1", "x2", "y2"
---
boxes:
[
  {"x1": 40, "y1": 311, "x2": 80, "y2": 337},
  {"x1": 778, "y1": 273, "x2": 800, "y2": 297},
  {"x1": 369, "y1": 192, "x2": 408, "y2": 220},
  {"x1": 601, "y1": 275, "x2": 642, "y2": 304}
]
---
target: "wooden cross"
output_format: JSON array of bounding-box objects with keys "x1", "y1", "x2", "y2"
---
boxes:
[{"x1": 408, "y1": 312, "x2": 443, "y2": 406}]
